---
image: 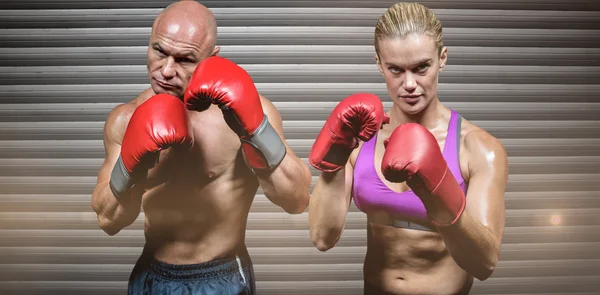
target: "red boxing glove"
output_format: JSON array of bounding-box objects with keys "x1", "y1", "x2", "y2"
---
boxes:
[
  {"x1": 109, "y1": 94, "x2": 193, "y2": 198},
  {"x1": 309, "y1": 93, "x2": 389, "y2": 172},
  {"x1": 184, "y1": 56, "x2": 285, "y2": 173},
  {"x1": 381, "y1": 123, "x2": 466, "y2": 227}
]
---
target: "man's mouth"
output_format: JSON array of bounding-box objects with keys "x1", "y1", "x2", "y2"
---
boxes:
[{"x1": 155, "y1": 79, "x2": 175, "y2": 89}]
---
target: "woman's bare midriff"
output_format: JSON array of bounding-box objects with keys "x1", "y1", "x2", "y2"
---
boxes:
[{"x1": 364, "y1": 216, "x2": 473, "y2": 295}]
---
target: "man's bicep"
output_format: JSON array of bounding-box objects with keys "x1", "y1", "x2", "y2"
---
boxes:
[
  {"x1": 97, "y1": 105, "x2": 129, "y2": 185},
  {"x1": 464, "y1": 135, "x2": 509, "y2": 240},
  {"x1": 260, "y1": 95, "x2": 296, "y2": 154}
]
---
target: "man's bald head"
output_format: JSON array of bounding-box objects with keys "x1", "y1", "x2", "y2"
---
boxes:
[
  {"x1": 146, "y1": 1, "x2": 220, "y2": 98},
  {"x1": 152, "y1": 0, "x2": 218, "y2": 54}
]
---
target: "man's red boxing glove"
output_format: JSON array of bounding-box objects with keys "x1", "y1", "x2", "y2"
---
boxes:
[
  {"x1": 381, "y1": 123, "x2": 466, "y2": 227},
  {"x1": 309, "y1": 93, "x2": 389, "y2": 172},
  {"x1": 109, "y1": 94, "x2": 193, "y2": 198},
  {"x1": 184, "y1": 56, "x2": 286, "y2": 173}
]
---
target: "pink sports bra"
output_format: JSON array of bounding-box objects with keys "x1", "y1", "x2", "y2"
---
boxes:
[{"x1": 352, "y1": 109, "x2": 467, "y2": 231}]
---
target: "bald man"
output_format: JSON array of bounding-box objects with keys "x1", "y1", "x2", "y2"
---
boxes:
[{"x1": 91, "y1": 1, "x2": 311, "y2": 294}]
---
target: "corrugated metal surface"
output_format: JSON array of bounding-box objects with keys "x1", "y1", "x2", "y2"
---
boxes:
[{"x1": 1, "y1": 0, "x2": 599, "y2": 294}]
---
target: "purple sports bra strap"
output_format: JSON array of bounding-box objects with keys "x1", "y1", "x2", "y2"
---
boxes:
[
  {"x1": 443, "y1": 109, "x2": 464, "y2": 184},
  {"x1": 361, "y1": 129, "x2": 377, "y2": 158}
]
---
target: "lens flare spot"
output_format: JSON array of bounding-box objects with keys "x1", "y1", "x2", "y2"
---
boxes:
[{"x1": 550, "y1": 215, "x2": 561, "y2": 225}]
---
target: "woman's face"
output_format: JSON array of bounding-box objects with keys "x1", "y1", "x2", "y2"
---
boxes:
[{"x1": 376, "y1": 34, "x2": 447, "y2": 115}]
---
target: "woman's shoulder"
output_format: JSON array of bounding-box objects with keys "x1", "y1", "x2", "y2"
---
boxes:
[{"x1": 459, "y1": 117, "x2": 508, "y2": 174}]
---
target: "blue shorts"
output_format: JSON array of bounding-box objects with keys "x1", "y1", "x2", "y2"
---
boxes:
[{"x1": 128, "y1": 251, "x2": 256, "y2": 295}]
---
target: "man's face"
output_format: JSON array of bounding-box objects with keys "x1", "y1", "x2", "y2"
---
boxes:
[
  {"x1": 376, "y1": 34, "x2": 447, "y2": 115},
  {"x1": 146, "y1": 22, "x2": 212, "y2": 98}
]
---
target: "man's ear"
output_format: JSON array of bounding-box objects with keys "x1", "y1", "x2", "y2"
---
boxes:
[
  {"x1": 439, "y1": 46, "x2": 448, "y2": 71},
  {"x1": 375, "y1": 54, "x2": 384, "y2": 75},
  {"x1": 211, "y1": 45, "x2": 221, "y2": 56}
]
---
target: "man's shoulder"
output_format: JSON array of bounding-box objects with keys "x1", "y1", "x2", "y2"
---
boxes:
[
  {"x1": 105, "y1": 88, "x2": 155, "y2": 133},
  {"x1": 258, "y1": 93, "x2": 284, "y2": 122},
  {"x1": 258, "y1": 93, "x2": 276, "y2": 109}
]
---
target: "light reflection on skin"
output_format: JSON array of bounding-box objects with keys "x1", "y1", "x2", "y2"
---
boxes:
[
  {"x1": 485, "y1": 151, "x2": 496, "y2": 166},
  {"x1": 167, "y1": 23, "x2": 181, "y2": 35}
]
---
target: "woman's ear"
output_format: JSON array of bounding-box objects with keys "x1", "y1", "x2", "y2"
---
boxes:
[
  {"x1": 375, "y1": 54, "x2": 384, "y2": 75},
  {"x1": 439, "y1": 47, "x2": 448, "y2": 71}
]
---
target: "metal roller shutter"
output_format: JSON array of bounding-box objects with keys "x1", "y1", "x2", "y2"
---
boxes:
[{"x1": 1, "y1": 0, "x2": 599, "y2": 294}]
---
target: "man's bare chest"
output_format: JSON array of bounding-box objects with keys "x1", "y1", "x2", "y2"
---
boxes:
[{"x1": 145, "y1": 112, "x2": 247, "y2": 185}]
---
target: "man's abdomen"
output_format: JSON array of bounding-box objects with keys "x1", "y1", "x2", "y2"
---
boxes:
[{"x1": 141, "y1": 177, "x2": 257, "y2": 265}]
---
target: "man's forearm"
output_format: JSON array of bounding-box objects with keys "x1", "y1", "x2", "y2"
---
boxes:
[
  {"x1": 256, "y1": 155, "x2": 311, "y2": 214},
  {"x1": 92, "y1": 182, "x2": 142, "y2": 235},
  {"x1": 437, "y1": 211, "x2": 501, "y2": 281}
]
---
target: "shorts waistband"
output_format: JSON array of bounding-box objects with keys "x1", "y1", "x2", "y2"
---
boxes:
[
  {"x1": 392, "y1": 219, "x2": 437, "y2": 232},
  {"x1": 149, "y1": 255, "x2": 248, "y2": 280}
]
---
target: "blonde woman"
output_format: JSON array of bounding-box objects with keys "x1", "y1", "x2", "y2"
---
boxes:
[{"x1": 308, "y1": 2, "x2": 508, "y2": 294}]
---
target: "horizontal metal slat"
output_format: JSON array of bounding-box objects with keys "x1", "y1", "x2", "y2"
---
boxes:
[
  {"x1": 1, "y1": 260, "x2": 599, "y2": 282},
  {"x1": 1, "y1": 27, "x2": 599, "y2": 48},
  {"x1": 3, "y1": 46, "x2": 600, "y2": 67},
  {"x1": 500, "y1": 139, "x2": 600, "y2": 157},
  {"x1": 1, "y1": 8, "x2": 598, "y2": 29},
  {"x1": 1, "y1": 242, "x2": 598, "y2": 265},
  {"x1": 0, "y1": 122, "x2": 103, "y2": 140},
  {"x1": 506, "y1": 156, "x2": 600, "y2": 174},
  {"x1": 0, "y1": 140, "x2": 104, "y2": 158},
  {"x1": 1, "y1": 0, "x2": 599, "y2": 10},
  {"x1": 1, "y1": 138, "x2": 599, "y2": 161},
  {"x1": 3, "y1": 156, "x2": 599, "y2": 177},
  {"x1": 0, "y1": 281, "x2": 598, "y2": 295},
  {"x1": 0, "y1": 208, "x2": 597, "y2": 231},
  {"x1": 1, "y1": 191, "x2": 598, "y2": 213},
  {"x1": 498, "y1": 242, "x2": 600, "y2": 261},
  {"x1": 1, "y1": 102, "x2": 599, "y2": 122},
  {"x1": 1, "y1": 225, "x2": 599, "y2": 247},
  {"x1": 1, "y1": 83, "x2": 599, "y2": 104},
  {"x1": 503, "y1": 174, "x2": 600, "y2": 192},
  {"x1": 0, "y1": 174, "x2": 599, "y2": 194},
  {"x1": 232, "y1": 119, "x2": 591, "y2": 139},
  {"x1": 268, "y1": 120, "x2": 600, "y2": 140},
  {"x1": 468, "y1": 276, "x2": 600, "y2": 294},
  {"x1": 467, "y1": 121, "x2": 600, "y2": 139},
  {"x1": 0, "y1": 281, "x2": 597, "y2": 295},
  {"x1": 3, "y1": 64, "x2": 600, "y2": 85},
  {"x1": 2, "y1": 121, "x2": 600, "y2": 142},
  {"x1": 504, "y1": 191, "x2": 600, "y2": 210},
  {"x1": 0, "y1": 281, "x2": 127, "y2": 295},
  {"x1": 0, "y1": 264, "x2": 361, "y2": 282}
]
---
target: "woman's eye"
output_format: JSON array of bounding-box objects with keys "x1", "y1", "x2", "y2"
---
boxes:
[{"x1": 389, "y1": 67, "x2": 401, "y2": 74}]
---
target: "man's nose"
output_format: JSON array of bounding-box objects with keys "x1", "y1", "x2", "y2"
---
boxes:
[{"x1": 161, "y1": 57, "x2": 177, "y2": 79}]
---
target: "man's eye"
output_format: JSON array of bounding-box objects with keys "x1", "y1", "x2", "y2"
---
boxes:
[
  {"x1": 416, "y1": 64, "x2": 430, "y2": 72},
  {"x1": 177, "y1": 58, "x2": 193, "y2": 63}
]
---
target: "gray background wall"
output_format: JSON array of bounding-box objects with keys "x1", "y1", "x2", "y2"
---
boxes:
[{"x1": 1, "y1": 0, "x2": 599, "y2": 294}]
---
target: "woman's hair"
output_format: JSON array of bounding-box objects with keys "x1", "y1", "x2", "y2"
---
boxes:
[{"x1": 374, "y1": 2, "x2": 444, "y2": 54}]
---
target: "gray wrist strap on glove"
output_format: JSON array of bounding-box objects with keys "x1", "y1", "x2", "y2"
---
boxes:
[
  {"x1": 109, "y1": 155, "x2": 134, "y2": 199},
  {"x1": 242, "y1": 114, "x2": 287, "y2": 173}
]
